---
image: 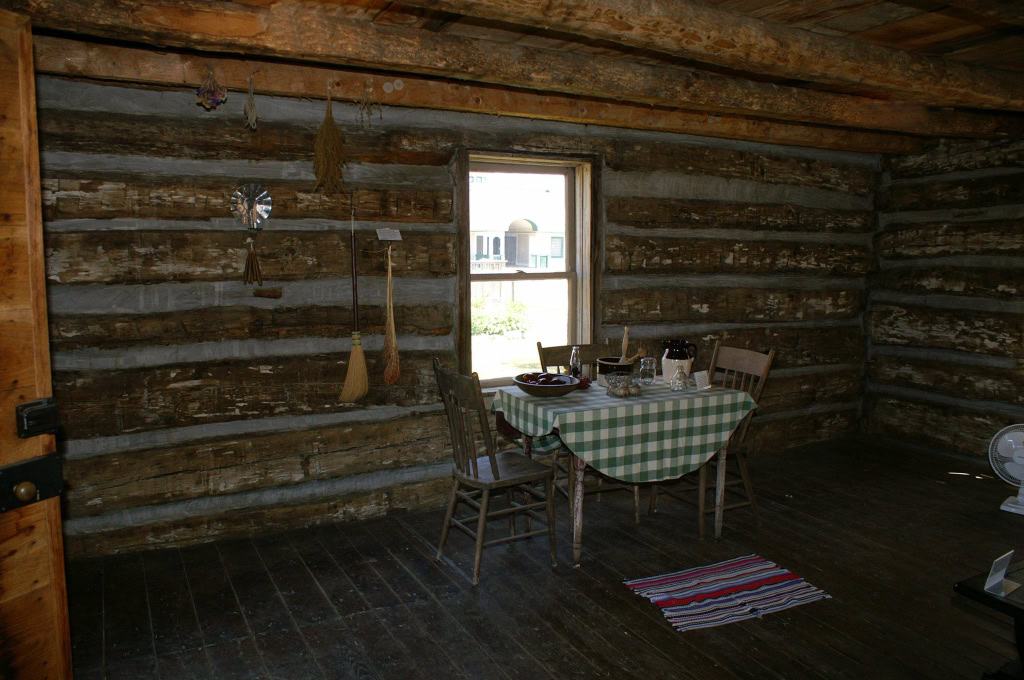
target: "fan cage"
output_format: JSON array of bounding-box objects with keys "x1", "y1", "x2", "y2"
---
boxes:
[{"x1": 988, "y1": 423, "x2": 1024, "y2": 486}]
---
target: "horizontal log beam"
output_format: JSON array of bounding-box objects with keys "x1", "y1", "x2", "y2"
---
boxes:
[
  {"x1": 870, "y1": 355, "x2": 1024, "y2": 406},
  {"x1": 39, "y1": 110, "x2": 452, "y2": 166},
  {"x1": 742, "y1": 407, "x2": 857, "y2": 455},
  {"x1": 49, "y1": 304, "x2": 453, "y2": 350},
  {"x1": 401, "y1": 0, "x2": 1024, "y2": 111},
  {"x1": 21, "y1": 16, "x2": 1017, "y2": 142},
  {"x1": 63, "y1": 413, "x2": 449, "y2": 518},
  {"x1": 606, "y1": 197, "x2": 872, "y2": 233},
  {"x1": 53, "y1": 351, "x2": 453, "y2": 439},
  {"x1": 63, "y1": 476, "x2": 452, "y2": 556},
  {"x1": 46, "y1": 277, "x2": 454, "y2": 316},
  {"x1": 44, "y1": 231, "x2": 455, "y2": 284},
  {"x1": 876, "y1": 267, "x2": 1024, "y2": 299},
  {"x1": 601, "y1": 324, "x2": 865, "y2": 369},
  {"x1": 37, "y1": 104, "x2": 880, "y2": 195},
  {"x1": 602, "y1": 287, "x2": 863, "y2": 324},
  {"x1": 602, "y1": 139, "x2": 876, "y2": 196},
  {"x1": 869, "y1": 303, "x2": 1024, "y2": 358},
  {"x1": 883, "y1": 173, "x2": 1024, "y2": 212},
  {"x1": 888, "y1": 139, "x2": 1024, "y2": 180},
  {"x1": 605, "y1": 235, "x2": 872, "y2": 275},
  {"x1": 866, "y1": 396, "x2": 1005, "y2": 456},
  {"x1": 755, "y1": 368, "x2": 863, "y2": 415},
  {"x1": 877, "y1": 219, "x2": 1024, "y2": 258},
  {"x1": 41, "y1": 177, "x2": 453, "y2": 222}
]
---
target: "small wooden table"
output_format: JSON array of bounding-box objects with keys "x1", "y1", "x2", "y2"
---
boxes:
[
  {"x1": 493, "y1": 383, "x2": 756, "y2": 565},
  {"x1": 954, "y1": 561, "x2": 1024, "y2": 680}
]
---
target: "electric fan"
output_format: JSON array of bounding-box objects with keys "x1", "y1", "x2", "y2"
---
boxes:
[{"x1": 988, "y1": 424, "x2": 1024, "y2": 515}]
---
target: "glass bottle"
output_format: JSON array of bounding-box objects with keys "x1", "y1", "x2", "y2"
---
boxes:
[
  {"x1": 669, "y1": 364, "x2": 688, "y2": 391},
  {"x1": 568, "y1": 345, "x2": 582, "y2": 379}
]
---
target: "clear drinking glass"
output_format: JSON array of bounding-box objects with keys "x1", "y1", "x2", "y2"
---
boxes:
[{"x1": 639, "y1": 357, "x2": 657, "y2": 385}]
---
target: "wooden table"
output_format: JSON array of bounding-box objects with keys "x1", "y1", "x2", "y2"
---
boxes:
[{"x1": 493, "y1": 382, "x2": 756, "y2": 565}]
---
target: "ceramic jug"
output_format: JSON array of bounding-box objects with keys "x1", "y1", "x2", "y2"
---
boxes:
[{"x1": 661, "y1": 340, "x2": 697, "y2": 382}]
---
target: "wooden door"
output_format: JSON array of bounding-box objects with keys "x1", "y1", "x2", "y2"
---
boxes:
[{"x1": 0, "y1": 10, "x2": 72, "y2": 680}]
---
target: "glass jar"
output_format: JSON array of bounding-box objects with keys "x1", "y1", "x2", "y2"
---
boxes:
[{"x1": 639, "y1": 357, "x2": 657, "y2": 385}]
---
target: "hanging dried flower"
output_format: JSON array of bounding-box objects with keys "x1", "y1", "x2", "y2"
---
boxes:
[
  {"x1": 243, "y1": 236, "x2": 263, "y2": 286},
  {"x1": 196, "y1": 64, "x2": 227, "y2": 110},
  {"x1": 244, "y1": 74, "x2": 258, "y2": 130},
  {"x1": 314, "y1": 84, "x2": 344, "y2": 194},
  {"x1": 357, "y1": 86, "x2": 383, "y2": 129}
]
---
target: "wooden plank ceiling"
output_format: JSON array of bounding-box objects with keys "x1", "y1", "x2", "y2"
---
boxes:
[{"x1": 4, "y1": 0, "x2": 1024, "y2": 152}]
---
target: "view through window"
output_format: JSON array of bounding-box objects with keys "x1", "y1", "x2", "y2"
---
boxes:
[{"x1": 469, "y1": 158, "x2": 590, "y2": 381}]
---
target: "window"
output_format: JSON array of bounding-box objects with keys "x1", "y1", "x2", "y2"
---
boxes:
[
  {"x1": 466, "y1": 155, "x2": 592, "y2": 383},
  {"x1": 551, "y1": 236, "x2": 564, "y2": 258}
]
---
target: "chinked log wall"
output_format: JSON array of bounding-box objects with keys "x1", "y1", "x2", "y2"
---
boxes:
[
  {"x1": 867, "y1": 139, "x2": 1024, "y2": 456},
  {"x1": 39, "y1": 76, "x2": 877, "y2": 556}
]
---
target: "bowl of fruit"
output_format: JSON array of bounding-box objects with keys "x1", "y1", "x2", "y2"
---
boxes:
[{"x1": 513, "y1": 372, "x2": 580, "y2": 398}]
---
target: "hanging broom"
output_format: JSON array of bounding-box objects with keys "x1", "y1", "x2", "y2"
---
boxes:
[
  {"x1": 381, "y1": 244, "x2": 400, "y2": 384},
  {"x1": 339, "y1": 200, "x2": 368, "y2": 402}
]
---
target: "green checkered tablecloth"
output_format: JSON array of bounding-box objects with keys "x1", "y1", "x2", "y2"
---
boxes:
[{"x1": 492, "y1": 383, "x2": 756, "y2": 484}]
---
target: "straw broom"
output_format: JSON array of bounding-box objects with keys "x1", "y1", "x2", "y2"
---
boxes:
[
  {"x1": 381, "y1": 245, "x2": 400, "y2": 384},
  {"x1": 339, "y1": 202, "x2": 368, "y2": 402}
]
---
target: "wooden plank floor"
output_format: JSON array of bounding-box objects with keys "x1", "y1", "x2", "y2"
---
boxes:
[{"x1": 66, "y1": 437, "x2": 1024, "y2": 679}]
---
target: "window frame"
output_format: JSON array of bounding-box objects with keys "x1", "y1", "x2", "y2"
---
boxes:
[{"x1": 458, "y1": 153, "x2": 593, "y2": 385}]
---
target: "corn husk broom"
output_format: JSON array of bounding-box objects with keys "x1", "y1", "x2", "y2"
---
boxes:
[
  {"x1": 381, "y1": 245, "x2": 400, "y2": 384},
  {"x1": 339, "y1": 203, "x2": 368, "y2": 402}
]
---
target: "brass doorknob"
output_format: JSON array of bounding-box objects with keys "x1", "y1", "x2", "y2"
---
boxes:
[{"x1": 13, "y1": 481, "x2": 36, "y2": 503}]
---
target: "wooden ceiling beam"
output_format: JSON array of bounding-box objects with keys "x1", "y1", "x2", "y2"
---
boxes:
[
  {"x1": 935, "y1": 0, "x2": 1024, "y2": 27},
  {"x1": 5, "y1": 0, "x2": 1021, "y2": 136},
  {"x1": 32, "y1": 36, "x2": 928, "y2": 154},
  {"x1": 398, "y1": 0, "x2": 1024, "y2": 111}
]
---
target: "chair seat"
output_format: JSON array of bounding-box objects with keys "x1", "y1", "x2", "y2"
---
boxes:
[{"x1": 454, "y1": 449, "x2": 554, "y2": 489}]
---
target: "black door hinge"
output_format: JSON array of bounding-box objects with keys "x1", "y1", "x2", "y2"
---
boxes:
[{"x1": 16, "y1": 397, "x2": 60, "y2": 438}]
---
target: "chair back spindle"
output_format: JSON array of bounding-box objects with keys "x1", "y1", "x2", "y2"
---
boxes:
[{"x1": 433, "y1": 358, "x2": 499, "y2": 480}]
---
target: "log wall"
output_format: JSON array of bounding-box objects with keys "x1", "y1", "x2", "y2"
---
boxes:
[
  {"x1": 40, "y1": 75, "x2": 877, "y2": 556},
  {"x1": 866, "y1": 139, "x2": 1024, "y2": 456}
]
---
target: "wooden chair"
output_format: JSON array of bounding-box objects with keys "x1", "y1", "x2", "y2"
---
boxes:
[
  {"x1": 534, "y1": 342, "x2": 642, "y2": 523},
  {"x1": 536, "y1": 341, "x2": 605, "y2": 375},
  {"x1": 648, "y1": 340, "x2": 775, "y2": 538},
  {"x1": 433, "y1": 358, "x2": 557, "y2": 585}
]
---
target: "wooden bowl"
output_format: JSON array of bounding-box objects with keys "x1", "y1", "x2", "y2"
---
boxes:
[{"x1": 513, "y1": 373, "x2": 580, "y2": 398}]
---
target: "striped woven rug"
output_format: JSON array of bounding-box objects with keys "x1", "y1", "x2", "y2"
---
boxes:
[{"x1": 624, "y1": 554, "x2": 830, "y2": 632}]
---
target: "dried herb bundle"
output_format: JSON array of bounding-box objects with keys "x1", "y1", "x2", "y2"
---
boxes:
[
  {"x1": 243, "y1": 236, "x2": 263, "y2": 286},
  {"x1": 357, "y1": 86, "x2": 383, "y2": 128},
  {"x1": 244, "y1": 74, "x2": 258, "y2": 130},
  {"x1": 314, "y1": 85, "x2": 344, "y2": 194}
]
